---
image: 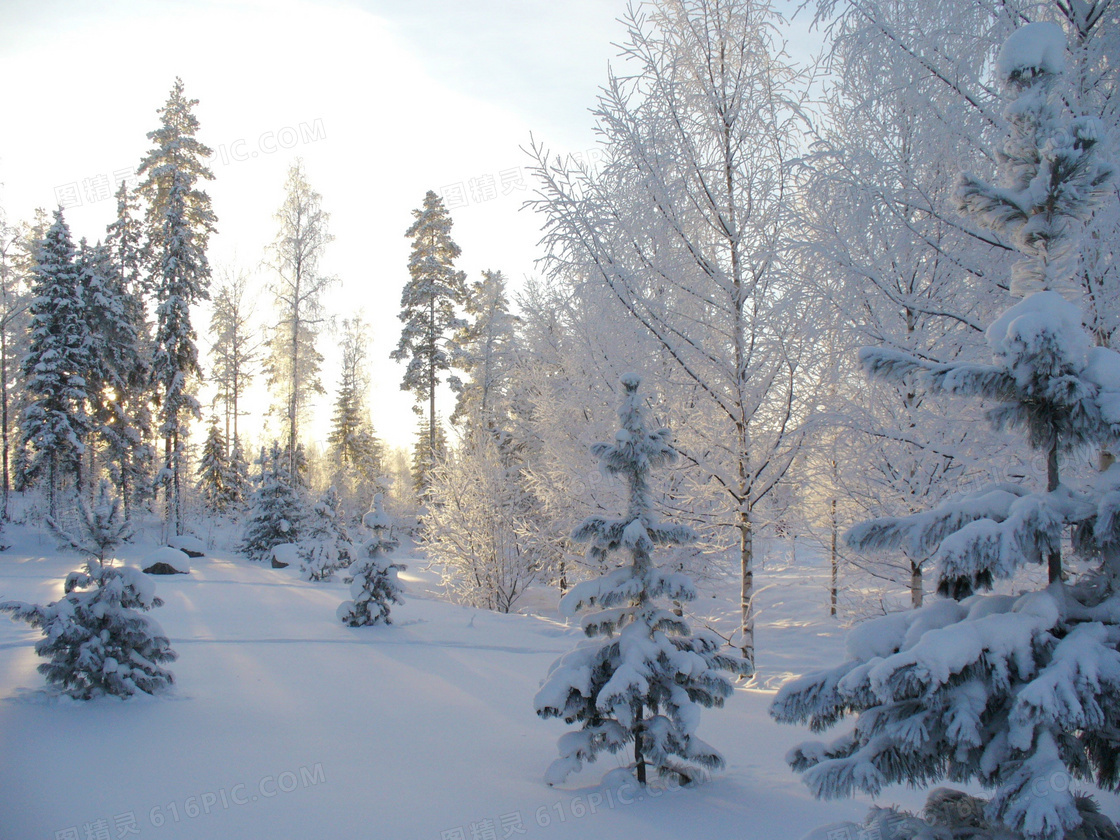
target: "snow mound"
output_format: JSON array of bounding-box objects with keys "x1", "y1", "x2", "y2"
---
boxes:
[
  {"x1": 996, "y1": 21, "x2": 1066, "y2": 82},
  {"x1": 361, "y1": 494, "x2": 392, "y2": 531},
  {"x1": 270, "y1": 542, "x2": 299, "y2": 568},
  {"x1": 986, "y1": 290, "x2": 1088, "y2": 371},
  {"x1": 142, "y1": 546, "x2": 191, "y2": 574}
]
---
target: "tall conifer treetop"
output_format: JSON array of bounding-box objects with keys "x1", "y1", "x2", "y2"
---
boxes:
[
  {"x1": 138, "y1": 77, "x2": 215, "y2": 222},
  {"x1": 392, "y1": 190, "x2": 467, "y2": 472}
]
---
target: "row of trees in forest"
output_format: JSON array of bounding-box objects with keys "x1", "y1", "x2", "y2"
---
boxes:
[
  {"x1": 1, "y1": 78, "x2": 215, "y2": 533},
  {"x1": 0, "y1": 84, "x2": 391, "y2": 538}
]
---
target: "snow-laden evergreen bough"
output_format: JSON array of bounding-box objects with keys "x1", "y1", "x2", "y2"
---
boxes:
[
  {"x1": 771, "y1": 23, "x2": 1120, "y2": 840},
  {"x1": 338, "y1": 494, "x2": 404, "y2": 626},
  {"x1": 535, "y1": 374, "x2": 746, "y2": 787},
  {"x1": 0, "y1": 484, "x2": 176, "y2": 699}
]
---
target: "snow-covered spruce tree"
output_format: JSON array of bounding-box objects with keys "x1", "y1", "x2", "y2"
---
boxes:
[
  {"x1": 770, "y1": 24, "x2": 1119, "y2": 840},
  {"x1": 338, "y1": 493, "x2": 404, "y2": 626},
  {"x1": 21, "y1": 208, "x2": 91, "y2": 517},
  {"x1": 240, "y1": 441, "x2": 304, "y2": 562},
  {"x1": 139, "y1": 78, "x2": 216, "y2": 536},
  {"x1": 300, "y1": 485, "x2": 353, "y2": 582},
  {"x1": 227, "y1": 435, "x2": 250, "y2": 511},
  {"x1": 0, "y1": 482, "x2": 176, "y2": 699},
  {"x1": 196, "y1": 419, "x2": 235, "y2": 514},
  {"x1": 535, "y1": 374, "x2": 745, "y2": 787},
  {"x1": 80, "y1": 237, "x2": 152, "y2": 520}
]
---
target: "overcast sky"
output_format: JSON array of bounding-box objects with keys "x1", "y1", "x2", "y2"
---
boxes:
[{"x1": 0, "y1": 0, "x2": 817, "y2": 452}]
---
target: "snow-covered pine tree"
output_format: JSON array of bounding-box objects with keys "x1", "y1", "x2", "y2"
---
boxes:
[
  {"x1": 138, "y1": 78, "x2": 216, "y2": 536},
  {"x1": 770, "y1": 24, "x2": 1120, "y2": 840},
  {"x1": 391, "y1": 190, "x2": 467, "y2": 483},
  {"x1": 0, "y1": 481, "x2": 176, "y2": 699},
  {"x1": 196, "y1": 419, "x2": 235, "y2": 514},
  {"x1": 300, "y1": 485, "x2": 353, "y2": 582},
  {"x1": 240, "y1": 441, "x2": 304, "y2": 562},
  {"x1": 535, "y1": 374, "x2": 745, "y2": 787},
  {"x1": 337, "y1": 493, "x2": 404, "y2": 626},
  {"x1": 21, "y1": 208, "x2": 91, "y2": 517}
]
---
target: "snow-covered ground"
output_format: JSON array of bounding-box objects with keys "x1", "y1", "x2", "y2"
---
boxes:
[{"x1": 0, "y1": 524, "x2": 1102, "y2": 840}]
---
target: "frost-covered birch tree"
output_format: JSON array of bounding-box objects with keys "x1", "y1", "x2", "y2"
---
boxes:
[
  {"x1": 529, "y1": 0, "x2": 816, "y2": 667},
  {"x1": 209, "y1": 265, "x2": 261, "y2": 462},
  {"x1": 810, "y1": 0, "x2": 1119, "y2": 343},
  {"x1": 796, "y1": 6, "x2": 1011, "y2": 607},
  {"x1": 267, "y1": 159, "x2": 335, "y2": 479},
  {"x1": 0, "y1": 213, "x2": 28, "y2": 519}
]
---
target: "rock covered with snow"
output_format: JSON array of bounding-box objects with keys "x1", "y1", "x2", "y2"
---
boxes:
[
  {"x1": 168, "y1": 534, "x2": 205, "y2": 558},
  {"x1": 270, "y1": 543, "x2": 299, "y2": 569},
  {"x1": 143, "y1": 546, "x2": 191, "y2": 575}
]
